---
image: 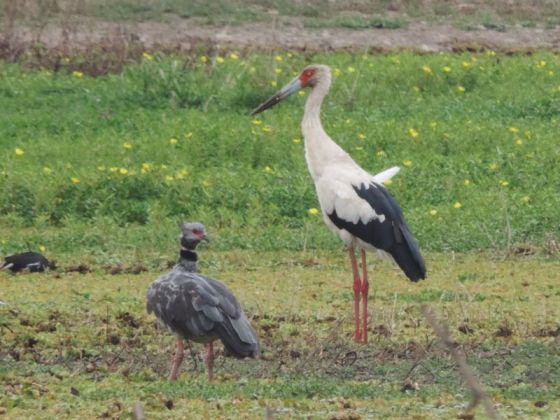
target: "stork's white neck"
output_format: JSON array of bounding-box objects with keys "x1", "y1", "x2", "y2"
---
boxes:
[{"x1": 302, "y1": 75, "x2": 350, "y2": 179}]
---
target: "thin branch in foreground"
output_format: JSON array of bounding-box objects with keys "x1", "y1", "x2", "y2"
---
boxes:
[
  {"x1": 422, "y1": 305, "x2": 498, "y2": 419},
  {"x1": 132, "y1": 401, "x2": 144, "y2": 420}
]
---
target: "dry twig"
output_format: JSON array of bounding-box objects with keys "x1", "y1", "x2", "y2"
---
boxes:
[
  {"x1": 422, "y1": 305, "x2": 498, "y2": 419},
  {"x1": 132, "y1": 401, "x2": 144, "y2": 420}
]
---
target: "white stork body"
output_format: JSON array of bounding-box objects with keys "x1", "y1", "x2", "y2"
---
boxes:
[{"x1": 252, "y1": 64, "x2": 426, "y2": 343}]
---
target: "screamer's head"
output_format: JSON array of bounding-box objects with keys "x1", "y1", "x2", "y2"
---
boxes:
[
  {"x1": 179, "y1": 221, "x2": 208, "y2": 250},
  {"x1": 250, "y1": 64, "x2": 331, "y2": 116}
]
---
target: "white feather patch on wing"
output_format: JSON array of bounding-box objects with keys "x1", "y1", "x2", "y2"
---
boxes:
[
  {"x1": 372, "y1": 166, "x2": 400, "y2": 183},
  {"x1": 317, "y1": 178, "x2": 386, "y2": 225}
]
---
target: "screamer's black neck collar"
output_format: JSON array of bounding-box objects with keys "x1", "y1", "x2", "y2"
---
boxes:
[{"x1": 180, "y1": 249, "x2": 197, "y2": 262}]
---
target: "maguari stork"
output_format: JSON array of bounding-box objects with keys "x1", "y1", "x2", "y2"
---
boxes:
[
  {"x1": 251, "y1": 64, "x2": 426, "y2": 343},
  {"x1": 147, "y1": 222, "x2": 259, "y2": 381}
]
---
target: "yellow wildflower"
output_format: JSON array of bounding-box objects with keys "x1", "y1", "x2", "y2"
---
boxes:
[
  {"x1": 297, "y1": 91, "x2": 306, "y2": 97},
  {"x1": 462, "y1": 61, "x2": 471, "y2": 69},
  {"x1": 264, "y1": 166, "x2": 273, "y2": 174},
  {"x1": 292, "y1": 138, "x2": 301, "y2": 144},
  {"x1": 403, "y1": 160, "x2": 412, "y2": 167},
  {"x1": 430, "y1": 121, "x2": 437, "y2": 129},
  {"x1": 430, "y1": 209, "x2": 438, "y2": 216},
  {"x1": 347, "y1": 66, "x2": 356, "y2": 74},
  {"x1": 457, "y1": 85, "x2": 465, "y2": 93},
  {"x1": 169, "y1": 138, "x2": 178, "y2": 145},
  {"x1": 357, "y1": 133, "x2": 366, "y2": 140},
  {"x1": 262, "y1": 125, "x2": 272, "y2": 133},
  {"x1": 355, "y1": 146, "x2": 364, "y2": 151},
  {"x1": 334, "y1": 68, "x2": 341, "y2": 77},
  {"x1": 383, "y1": 179, "x2": 393, "y2": 186},
  {"x1": 96, "y1": 166, "x2": 105, "y2": 171},
  {"x1": 15, "y1": 147, "x2": 24, "y2": 156},
  {"x1": 199, "y1": 55, "x2": 208, "y2": 63},
  {"x1": 376, "y1": 150, "x2": 386, "y2": 158},
  {"x1": 408, "y1": 128, "x2": 418, "y2": 139},
  {"x1": 516, "y1": 138, "x2": 523, "y2": 145},
  {"x1": 119, "y1": 168, "x2": 128, "y2": 175},
  {"x1": 275, "y1": 68, "x2": 282, "y2": 74},
  {"x1": 308, "y1": 208, "x2": 319, "y2": 216},
  {"x1": 509, "y1": 127, "x2": 519, "y2": 134},
  {"x1": 521, "y1": 196, "x2": 530, "y2": 204},
  {"x1": 110, "y1": 167, "x2": 119, "y2": 173},
  {"x1": 453, "y1": 202, "x2": 462, "y2": 209},
  {"x1": 489, "y1": 163, "x2": 498, "y2": 172},
  {"x1": 72, "y1": 71, "x2": 84, "y2": 78},
  {"x1": 499, "y1": 180, "x2": 509, "y2": 187},
  {"x1": 421, "y1": 65, "x2": 432, "y2": 75},
  {"x1": 43, "y1": 167, "x2": 52, "y2": 175},
  {"x1": 271, "y1": 80, "x2": 277, "y2": 88},
  {"x1": 275, "y1": 55, "x2": 283, "y2": 62},
  {"x1": 165, "y1": 175, "x2": 174, "y2": 182},
  {"x1": 142, "y1": 52, "x2": 154, "y2": 61},
  {"x1": 123, "y1": 142, "x2": 132, "y2": 149},
  {"x1": 464, "y1": 179, "x2": 470, "y2": 186},
  {"x1": 252, "y1": 119, "x2": 262, "y2": 125},
  {"x1": 216, "y1": 56, "x2": 224, "y2": 64},
  {"x1": 39, "y1": 245, "x2": 46, "y2": 253},
  {"x1": 442, "y1": 66, "x2": 452, "y2": 73},
  {"x1": 229, "y1": 53, "x2": 239, "y2": 60},
  {"x1": 71, "y1": 177, "x2": 80, "y2": 184}
]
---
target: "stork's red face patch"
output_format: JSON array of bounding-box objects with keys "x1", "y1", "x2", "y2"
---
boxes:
[{"x1": 299, "y1": 68, "x2": 315, "y2": 87}]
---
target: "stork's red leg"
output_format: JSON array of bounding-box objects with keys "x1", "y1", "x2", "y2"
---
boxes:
[
  {"x1": 169, "y1": 339, "x2": 185, "y2": 380},
  {"x1": 348, "y1": 246, "x2": 362, "y2": 342},
  {"x1": 205, "y1": 342, "x2": 214, "y2": 382},
  {"x1": 361, "y1": 249, "x2": 369, "y2": 344}
]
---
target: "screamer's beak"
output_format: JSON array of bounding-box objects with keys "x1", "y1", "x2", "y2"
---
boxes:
[{"x1": 250, "y1": 76, "x2": 302, "y2": 116}]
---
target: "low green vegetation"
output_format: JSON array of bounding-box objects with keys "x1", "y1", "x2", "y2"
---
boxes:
[
  {"x1": 0, "y1": 42, "x2": 559, "y2": 418},
  {"x1": 3, "y1": 0, "x2": 560, "y2": 30},
  {"x1": 1, "y1": 251, "x2": 559, "y2": 417},
  {"x1": 0, "y1": 51, "x2": 559, "y2": 264}
]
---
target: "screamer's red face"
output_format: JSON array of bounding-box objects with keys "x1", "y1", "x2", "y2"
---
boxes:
[{"x1": 299, "y1": 68, "x2": 316, "y2": 87}]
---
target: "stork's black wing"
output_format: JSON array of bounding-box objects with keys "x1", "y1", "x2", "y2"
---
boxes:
[
  {"x1": 147, "y1": 271, "x2": 259, "y2": 358},
  {"x1": 328, "y1": 182, "x2": 426, "y2": 281}
]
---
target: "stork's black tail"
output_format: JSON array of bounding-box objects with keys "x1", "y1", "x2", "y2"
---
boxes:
[
  {"x1": 215, "y1": 313, "x2": 260, "y2": 359},
  {"x1": 390, "y1": 224, "x2": 426, "y2": 282}
]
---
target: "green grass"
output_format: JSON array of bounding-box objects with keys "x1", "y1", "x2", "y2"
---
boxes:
[
  {"x1": 3, "y1": 0, "x2": 560, "y2": 29},
  {"x1": 0, "y1": 51, "x2": 559, "y2": 263},
  {"x1": 1, "y1": 251, "x2": 559, "y2": 418},
  {"x1": 0, "y1": 50, "x2": 559, "y2": 417}
]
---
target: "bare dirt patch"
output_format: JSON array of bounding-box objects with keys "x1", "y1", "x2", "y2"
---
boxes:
[{"x1": 4, "y1": 15, "x2": 560, "y2": 55}]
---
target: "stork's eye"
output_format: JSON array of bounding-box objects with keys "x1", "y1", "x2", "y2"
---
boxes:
[
  {"x1": 191, "y1": 229, "x2": 202, "y2": 235},
  {"x1": 304, "y1": 69, "x2": 314, "y2": 78}
]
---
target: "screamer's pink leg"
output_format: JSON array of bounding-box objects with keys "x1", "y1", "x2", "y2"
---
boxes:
[
  {"x1": 361, "y1": 249, "x2": 369, "y2": 344},
  {"x1": 349, "y1": 246, "x2": 362, "y2": 342},
  {"x1": 169, "y1": 339, "x2": 185, "y2": 380},
  {"x1": 205, "y1": 342, "x2": 214, "y2": 382}
]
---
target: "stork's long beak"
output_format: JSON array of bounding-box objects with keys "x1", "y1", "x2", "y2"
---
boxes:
[{"x1": 250, "y1": 76, "x2": 302, "y2": 116}]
